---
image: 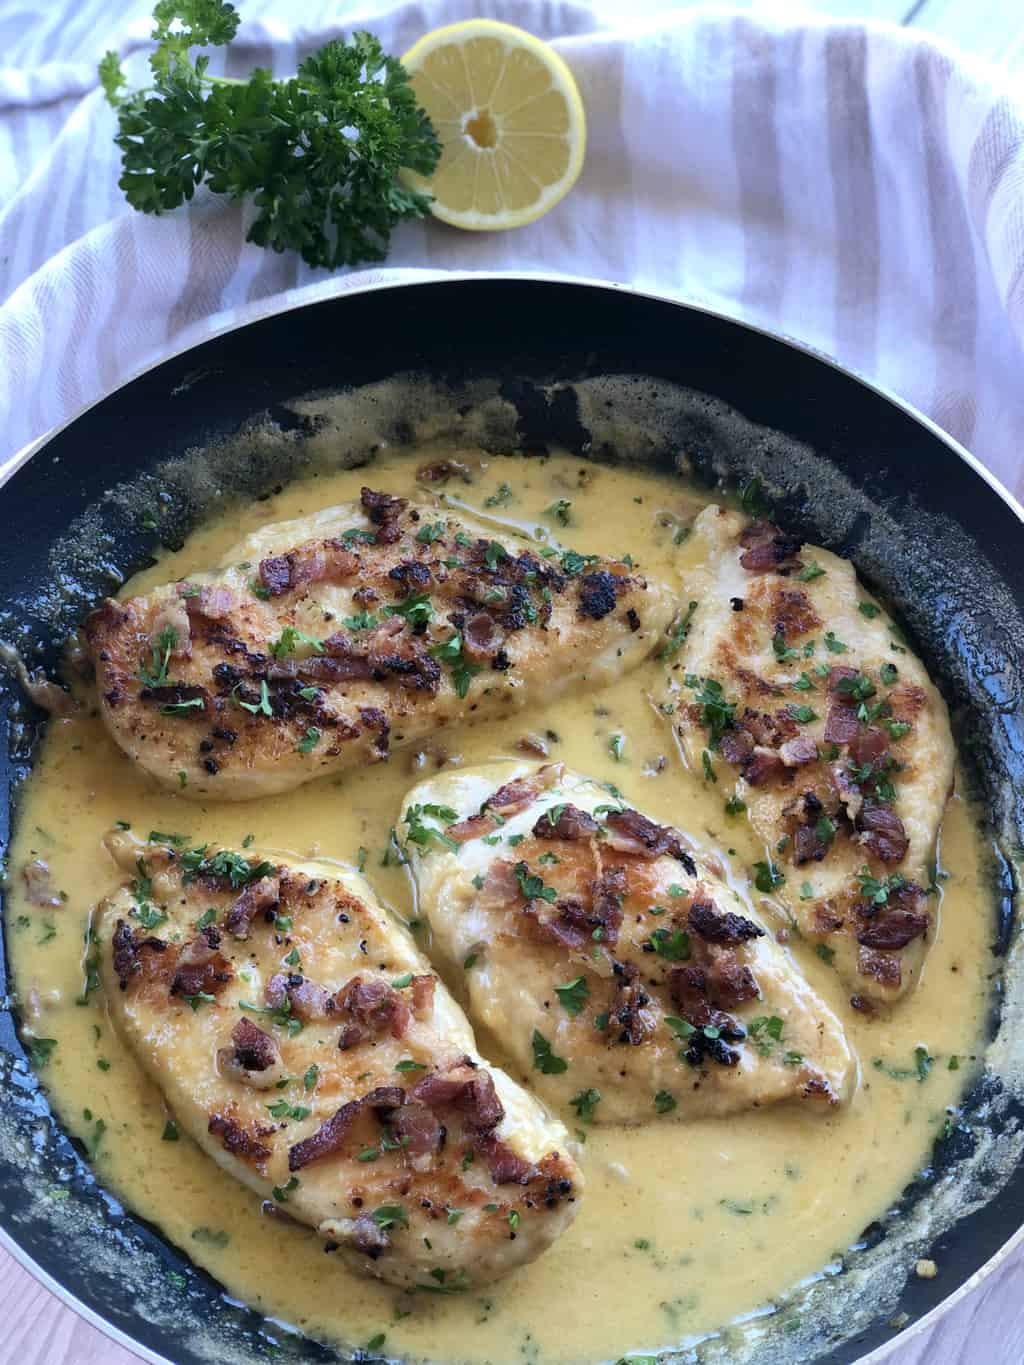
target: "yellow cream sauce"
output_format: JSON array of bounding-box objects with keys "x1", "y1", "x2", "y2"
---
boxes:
[{"x1": 5, "y1": 451, "x2": 994, "y2": 1364}]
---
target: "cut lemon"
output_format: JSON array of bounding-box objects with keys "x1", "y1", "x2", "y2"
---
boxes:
[{"x1": 400, "y1": 19, "x2": 586, "y2": 231}]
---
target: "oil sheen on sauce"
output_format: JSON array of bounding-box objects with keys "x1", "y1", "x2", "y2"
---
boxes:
[{"x1": 5, "y1": 451, "x2": 993, "y2": 1364}]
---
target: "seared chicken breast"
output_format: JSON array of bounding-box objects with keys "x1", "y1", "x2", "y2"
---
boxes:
[
  {"x1": 402, "y1": 762, "x2": 854, "y2": 1125},
  {"x1": 84, "y1": 489, "x2": 676, "y2": 800},
  {"x1": 96, "y1": 831, "x2": 582, "y2": 1290},
  {"x1": 669, "y1": 505, "x2": 954, "y2": 1001}
]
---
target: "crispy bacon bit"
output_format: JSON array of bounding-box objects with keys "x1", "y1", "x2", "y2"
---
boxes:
[
  {"x1": 335, "y1": 975, "x2": 410, "y2": 1050},
  {"x1": 359, "y1": 706, "x2": 391, "y2": 758},
  {"x1": 719, "y1": 729, "x2": 755, "y2": 766},
  {"x1": 474, "y1": 1134, "x2": 539, "y2": 1185},
  {"x1": 856, "y1": 802, "x2": 909, "y2": 864},
  {"x1": 743, "y1": 747, "x2": 786, "y2": 787},
  {"x1": 591, "y1": 865, "x2": 626, "y2": 946},
  {"x1": 189, "y1": 585, "x2": 234, "y2": 621},
  {"x1": 416, "y1": 459, "x2": 472, "y2": 484},
  {"x1": 738, "y1": 520, "x2": 803, "y2": 573},
  {"x1": 823, "y1": 702, "x2": 860, "y2": 745},
  {"x1": 848, "y1": 728, "x2": 889, "y2": 767},
  {"x1": 516, "y1": 732, "x2": 549, "y2": 757},
  {"x1": 170, "y1": 925, "x2": 232, "y2": 999},
  {"x1": 740, "y1": 708, "x2": 798, "y2": 747},
  {"x1": 610, "y1": 961, "x2": 657, "y2": 1044},
  {"x1": 857, "y1": 910, "x2": 929, "y2": 949},
  {"x1": 687, "y1": 900, "x2": 764, "y2": 945},
  {"x1": 487, "y1": 776, "x2": 546, "y2": 816},
  {"x1": 532, "y1": 803, "x2": 598, "y2": 841},
  {"x1": 208, "y1": 1112, "x2": 271, "y2": 1167},
  {"x1": 21, "y1": 859, "x2": 62, "y2": 908},
  {"x1": 231, "y1": 1017, "x2": 279, "y2": 1072},
  {"x1": 578, "y1": 570, "x2": 625, "y2": 620},
  {"x1": 348, "y1": 1214, "x2": 391, "y2": 1258},
  {"x1": 224, "y1": 875, "x2": 280, "y2": 939},
  {"x1": 462, "y1": 612, "x2": 503, "y2": 662},
  {"x1": 265, "y1": 972, "x2": 335, "y2": 1022},
  {"x1": 389, "y1": 1102, "x2": 443, "y2": 1156},
  {"x1": 604, "y1": 808, "x2": 696, "y2": 873},
  {"x1": 410, "y1": 974, "x2": 435, "y2": 1020},
  {"x1": 667, "y1": 966, "x2": 745, "y2": 1065},
  {"x1": 411, "y1": 1060, "x2": 505, "y2": 1132},
  {"x1": 288, "y1": 1086, "x2": 403, "y2": 1172},
  {"x1": 361, "y1": 487, "x2": 407, "y2": 544},
  {"x1": 258, "y1": 555, "x2": 292, "y2": 597},
  {"x1": 707, "y1": 959, "x2": 759, "y2": 1008},
  {"x1": 779, "y1": 736, "x2": 818, "y2": 768},
  {"x1": 112, "y1": 919, "x2": 167, "y2": 989}
]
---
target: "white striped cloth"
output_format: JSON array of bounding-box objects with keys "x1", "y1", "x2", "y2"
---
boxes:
[
  {"x1": 2, "y1": 5, "x2": 1024, "y2": 1363},
  {"x1": 2, "y1": 0, "x2": 1024, "y2": 504}
]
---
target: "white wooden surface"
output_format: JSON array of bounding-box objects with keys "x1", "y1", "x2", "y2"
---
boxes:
[{"x1": 3, "y1": 0, "x2": 1024, "y2": 1361}]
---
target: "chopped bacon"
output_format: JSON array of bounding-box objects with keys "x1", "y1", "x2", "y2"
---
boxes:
[
  {"x1": 743, "y1": 747, "x2": 786, "y2": 786},
  {"x1": 707, "y1": 959, "x2": 759, "y2": 1008},
  {"x1": 667, "y1": 966, "x2": 745, "y2": 1064},
  {"x1": 604, "y1": 809, "x2": 696, "y2": 873},
  {"x1": 848, "y1": 728, "x2": 889, "y2": 767},
  {"x1": 416, "y1": 459, "x2": 472, "y2": 484},
  {"x1": 366, "y1": 624, "x2": 442, "y2": 693},
  {"x1": 524, "y1": 894, "x2": 590, "y2": 950},
  {"x1": 410, "y1": 974, "x2": 436, "y2": 1020},
  {"x1": 856, "y1": 802, "x2": 909, "y2": 864},
  {"x1": 21, "y1": 859, "x2": 62, "y2": 908},
  {"x1": 334, "y1": 975, "x2": 410, "y2": 1050},
  {"x1": 793, "y1": 822, "x2": 830, "y2": 864},
  {"x1": 609, "y1": 961, "x2": 657, "y2": 1044},
  {"x1": 779, "y1": 736, "x2": 818, "y2": 768},
  {"x1": 389, "y1": 1102, "x2": 443, "y2": 1156},
  {"x1": 578, "y1": 569, "x2": 627, "y2": 620},
  {"x1": 170, "y1": 926, "x2": 232, "y2": 999},
  {"x1": 462, "y1": 612, "x2": 504, "y2": 662},
  {"x1": 856, "y1": 911, "x2": 929, "y2": 949},
  {"x1": 516, "y1": 732, "x2": 550, "y2": 757},
  {"x1": 231, "y1": 1016, "x2": 279, "y2": 1071},
  {"x1": 208, "y1": 1112, "x2": 271, "y2": 1167},
  {"x1": 361, "y1": 487, "x2": 407, "y2": 544},
  {"x1": 824, "y1": 702, "x2": 860, "y2": 745},
  {"x1": 738, "y1": 520, "x2": 803, "y2": 573},
  {"x1": 258, "y1": 555, "x2": 293, "y2": 597},
  {"x1": 533, "y1": 803, "x2": 598, "y2": 841},
  {"x1": 224, "y1": 875, "x2": 280, "y2": 939},
  {"x1": 347, "y1": 1213, "x2": 390, "y2": 1257},
  {"x1": 473, "y1": 1134, "x2": 539, "y2": 1185},
  {"x1": 687, "y1": 900, "x2": 764, "y2": 945},
  {"x1": 487, "y1": 777, "x2": 543, "y2": 816},
  {"x1": 258, "y1": 542, "x2": 359, "y2": 598},
  {"x1": 288, "y1": 1085, "x2": 403, "y2": 1172},
  {"x1": 410, "y1": 1061, "x2": 505, "y2": 1133},
  {"x1": 265, "y1": 972, "x2": 335, "y2": 1022},
  {"x1": 591, "y1": 865, "x2": 626, "y2": 946},
  {"x1": 741, "y1": 708, "x2": 799, "y2": 747},
  {"x1": 827, "y1": 666, "x2": 860, "y2": 693},
  {"x1": 388, "y1": 559, "x2": 432, "y2": 591},
  {"x1": 112, "y1": 919, "x2": 167, "y2": 989},
  {"x1": 719, "y1": 729, "x2": 755, "y2": 766}
]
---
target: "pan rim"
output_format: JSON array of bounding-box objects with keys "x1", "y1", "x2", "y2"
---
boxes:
[{"x1": 2, "y1": 267, "x2": 1021, "y2": 1365}]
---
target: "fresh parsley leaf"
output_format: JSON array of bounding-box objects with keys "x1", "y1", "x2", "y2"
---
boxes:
[
  {"x1": 484, "y1": 483, "x2": 514, "y2": 508},
  {"x1": 824, "y1": 631, "x2": 848, "y2": 654},
  {"x1": 514, "y1": 862, "x2": 557, "y2": 903},
  {"x1": 139, "y1": 625, "x2": 177, "y2": 687},
  {"x1": 554, "y1": 977, "x2": 590, "y2": 1016},
  {"x1": 236, "y1": 679, "x2": 273, "y2": 716},
  {"x1": 371, "y1": 1203, "x2": 409, "y2": 1230},
  {"x1": 653, "y1": 1090, "x2": 677, "y2": 1114},
  {"x1": 753, "y1": 860, "x2": 785, "y2": 893},
  {"x1": 403, "y1": 803, "x2": 460, "y2": 853},
  {"x1": 725, "y1": 795, "x2": 747, "y2": 816},
  {"x1": 684, "y1": 674, "x2": 736, "y2": 747},
  {"x1": 546, "y1": 498, "x2": 572, "y2": 525},
  {"x1": 880, "y1": 662, "x2": 899, "y2": 685},
  {"x1": 787, "y1": 704, "x2": 817, "y2": 724},
  {"x1": 815, "y1": 943, "x2": 836, "y2": 966},
  {"x1": 531, "y1": 1030, "x2": 568, "y2": 1075},
  {"x1": 160, "y1": 696, "x2": 204, "y2": 717},
  {"x1": 28, "y1": 1037, "x2": 58, "y2": 1069},
  {"x1": 796, "y1": 561, "x2": 825, "y2": 582},
  {"x1": 297, "y1": 726, "x2": 321, "y2": 753},
  {"x1": 570, "y1": 1087, "x2": 601, "y2": 1122},
  {"x1": 859, "y1": 601, "x2": 881, "y2": 619},
  {"x1": 649, "y1": 927, "x2": 690, "y2": 961},
  {"x1": 100, "y1": 18, "x2": 441, "y2": 270},
  {"x1": 659, "y1": 599, "x2": 698, "y2": 660},
  {"x1": 269, "y1": 626, "x2": 324, "y2": 658}
]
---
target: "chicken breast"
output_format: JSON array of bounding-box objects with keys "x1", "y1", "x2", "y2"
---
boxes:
[
  {"x1": 402, "y1": 762, "x2": 854, "y2": 1125},
  {"x1": 84, "y1": 488, "x2": 677, "y2": 800},
  {"x1": 96, "y1": 830, "x2": 582, "y2": 1290},
  {"x1": 668, "y1": 505, "x2": 954, "y2": 1002}
]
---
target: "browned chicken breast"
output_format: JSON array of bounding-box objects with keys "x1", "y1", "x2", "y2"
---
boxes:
[
  {"x1": 96, "y1": 831, "x2": 582, "y2": 1290},
  {"x1": 402, "y1": 763, "x2": 854, "y2": 1125},
  {"x1": 84, "y1": 489, "x2": 677, "y2": 800},
  {"x1": 669, "y1": 505, "x2": 954, "y2": 1001}
]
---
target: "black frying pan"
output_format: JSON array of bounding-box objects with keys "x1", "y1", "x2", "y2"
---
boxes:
[{"x1": 1, "y1": 277, "x2": 1021, "y2": 1365}]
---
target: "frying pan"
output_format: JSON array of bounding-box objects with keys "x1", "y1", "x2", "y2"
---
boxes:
[{"x1": 0, "y1": 275, "x2": 1021, "y2": 1365}]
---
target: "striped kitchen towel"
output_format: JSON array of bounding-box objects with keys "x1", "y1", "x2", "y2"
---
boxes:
[{"x1": 1, "y1": 0, "x2": 1024, "y2": 503}]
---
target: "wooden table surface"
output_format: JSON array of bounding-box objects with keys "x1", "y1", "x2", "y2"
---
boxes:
[{"x1": 4, "y1": 0, "x2": 1024, "y2": 1361}]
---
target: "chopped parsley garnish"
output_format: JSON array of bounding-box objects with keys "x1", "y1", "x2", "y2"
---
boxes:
[
  {"x1": 161, "y1": 1120, "x2": 179, "y2": 1141},
  {"x1": 249, "y1": 577, "x2": 271, "y2": 600},
  {"x1": 195, "y1": 908, "x2": 217, "y2": 930},
  {"x1": 484, "y1": 541, "x2": 508, "y2": 571},
  {"x1": 303, "y1": 1064, "x2": 319, "y2": 1091},
  {"x1": 296, "y1": 726, "x2": 321, "y2": 753},
  {"x1": 341, "y1": 609, "x2": 378, "y2": 631},
  {"x1": 570, "y1": 1088, "x2": 601, "y2": 1122},
  {"x1": 484, "y1": 483, "x2": 514, "y2": 508},
  {"x1": 272, "y1": 1176, "x2": 299, "y2": 1203},
  {"x1": 654, "y1": 1090, "x2": 677, "y2": 1114},
  {"x1": 800, "y1": 880, "x2": 814, "y2": 900},
  {"x1": 885, "y1": 719, "x2": 911, "y2": 739},
  {"x1": 858, "y1": 602, "x2": 881, "y2": 619},
  {"x1": 266, "y1": 1099, "x2": 311, "y2": 1121},
  {"x1": 559, "y1": 549, "x2": 598, "y2": 576},
  {"x1": 649, "y1": 927, "x2": 691, "y2": 961},
  {"x1": 856, "y1": 866, "x2": 906, "y2": 906},
  {"x1": 740, "y1": 475, "x2": 768, "y2": 517},
  {"x1": 395, "y1": 1059, "x2": 427, "y2": 1073},
  {"x1": 27, "y1": 1037, "x2": 58, "y2": 1069},
  {"x1": 181, "y1": 848, "x2": 275, "y2": 888},
  {"x1": 429, "y1": 631, "x2": 482, "y2": 698},
  {"x1": 659, "y1": 599, "x2": 698, "y2": 661},
  {"x1": 236, "y1": 679, "x2": 273, "y2": 716},
  {"x1": 269, "y1": 627, "x2": 324, "y2": 658},
  {"x1": 835, "y1": 672, "x2": 876, "y2": 702},
  {"x1": 815, "y1": 815, "x2": 837, "y2": 844},
  {"x1": 815, "y1": 943, "x2": 836, "y2": 966},
  {"x1": 609, "y1": 733, "x2": 626, "y2": 762},
  {"x1": 239, "y1": 999, "x2": 303, "y2": 1037},
  {"x1": 514, "y1": 862, "x2": 557, "y2": 903},
  {"x1": 183, "y1": 991, "x2": 216, "y2": 1011},
  {"x1": 880, "y1": 662, "x2": 899, "y2": 685},
  {"x1": 415, "y1": 521, "x2": 446, "y2": 543},
  {"x1": 792, "y1": 671, "x2": 815, "y2": 692},
  {"x1": 371, "y1": 1204, "x2": 409, "y2": 1230},
  {"x1": 725, "y1": 795, "x2": 747, "y2": 816},
  {"x1": 387, "y1": 591, "x2": 434, "y2": 629},
  {"x1": 684, "y1": 674, "x2": 736, "y2": 747},
  {"x1": 795, "y1": 561, "x2": 825, "y2": 582},
  {"x1": 546, "y1": 499, "x2": 572, "y2": 526},
  {"x1": 824, "y1": 631, "x2": 848, "y2": 653},
  {"x1": 701, "y1": 749, "x2": 716, "y2": 783},
  {"x1": 753, "y1": 860, "x2": 785, "y2": 893},
  {"x1": 787, "y1": 704, "x2": 817, "y2": 724},
  {"x1": 531, "y1": 1029, "x2": 568, "y2": 1075},
  {"x1": 403, "y1": 803, "x2": 460, "y2": 853},
  {"x1": 554, "y1": 977, "x2": 590, "y2": 1016},
  {"x1": 160, "y1": 696, "x2": 204, "y2": 717},
  {"x1": 139, "y1": 625, "x2": 176, "y2": 688},
  {"x1": 772, "y1": 632, "x2": 800, "y2": 663}
]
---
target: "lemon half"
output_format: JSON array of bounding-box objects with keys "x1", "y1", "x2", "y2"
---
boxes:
[{"x1": 400, "y1": 19, "x2": 587, "y2": 231}]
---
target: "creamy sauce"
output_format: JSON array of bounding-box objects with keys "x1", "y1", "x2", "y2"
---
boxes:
[{"x1": 5, "y1": 452, "x2": 994, "y2": 1363}]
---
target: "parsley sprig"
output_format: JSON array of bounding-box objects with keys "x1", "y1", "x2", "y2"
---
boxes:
[{"x1": 100, "y1": 3, "x2": 441, "y2": 269}]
